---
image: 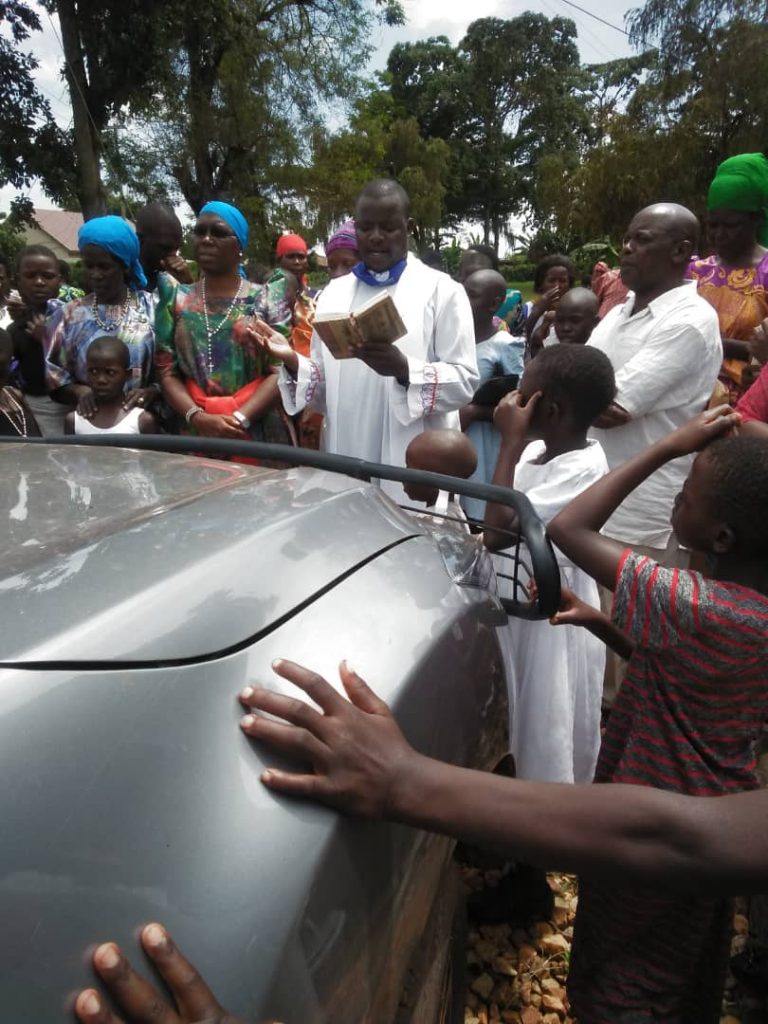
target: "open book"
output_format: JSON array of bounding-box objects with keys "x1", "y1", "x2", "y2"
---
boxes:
[{"x1": 313, "y1": 292, "x2": 407, "y2": 359}]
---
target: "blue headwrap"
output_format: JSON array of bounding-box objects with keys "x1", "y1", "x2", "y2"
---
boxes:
[
  {"x1": 78, "y1": 215, "x2": 147, "y2": 290},
  {"x1": 199, "y1": 201, "x2": 249, "y2": 251}
]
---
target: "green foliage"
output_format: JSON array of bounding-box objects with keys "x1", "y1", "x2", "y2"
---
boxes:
[{"x1": 0, "y1": 196, "x2": 35, "y2": 263}]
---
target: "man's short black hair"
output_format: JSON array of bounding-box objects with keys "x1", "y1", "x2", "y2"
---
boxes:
[
  {"x1": 87, "y1": 335, "x2": 131, "y2": 369},
  {"x1": 529, "y1": 343, "x2": 616, "y2": 429},
  {"x1": 356, "y1": 178, "x2": 411, "y2": 217},
  {"x1": 534, "y1": 254, "x2": 576, "y2": 293},
  {"x1": 467, "y1": 244, "x2": 499, "y2": 272},
  {"x1": 706, "y1": 436, "x2": 768, "y2": 554}
]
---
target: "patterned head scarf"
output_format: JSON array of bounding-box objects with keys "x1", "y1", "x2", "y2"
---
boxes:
[
  {"x1": 707, "y1": 153, "x2": 768, "y2": 245},
  {"x1": 198, "y1": 201, "x2": 249, "y2": 250},
  {"x1": 78, "y1": 216, "x2": 147, "y2": 289},
  {"x1": 326, "y1": 220, "x2": 358, "y2": 255}
]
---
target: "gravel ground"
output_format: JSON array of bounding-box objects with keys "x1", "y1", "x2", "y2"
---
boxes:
[{"x1": 461, "y1": 867, "x2": 744, "y2": 1024}]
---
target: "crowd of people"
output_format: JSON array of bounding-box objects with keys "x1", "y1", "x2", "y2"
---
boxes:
[{"x1": 3, "y1": 153, "x2": 768, "y2": 1024}]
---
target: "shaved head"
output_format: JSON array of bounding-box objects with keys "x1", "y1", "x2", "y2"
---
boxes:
[
  {"x1": 405, "y1": 429, "x2": 478, "y2": 505},
  {"x1": 135, "y1": 202, "x2": 182, "y2": 233},
  {"x1": 464, "y1": 268, "x2": 508, "y2": 325},
  {"x1": 621, "y1": 202, "x2": 700, "y2": 301},
  {"x1": 633, "y1": 202, "x2": 700, "y2": 248},
  {"x1": 557, "y1": 286, "x2": 598, "y2": 318}
]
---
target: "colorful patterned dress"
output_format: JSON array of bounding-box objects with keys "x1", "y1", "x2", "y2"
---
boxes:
[
  {"x1": 687, "y1": 253, "x2": 768, "y2": 402},
  {"x1": 567, "y1": 551, "x2": 768, "y2": 1024},
  {"x1": 154, "y1": 275, "x2": 292, "y2": 445},
  {"x1": 46, "y1": 291, "x2": 156, "y2": 393}
]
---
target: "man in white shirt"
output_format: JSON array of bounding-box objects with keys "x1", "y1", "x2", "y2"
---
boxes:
[
  {"x1": 256, "y1": 179, "x2": 478, "y2": 498},
  {"x1": 588, "y1": 203, "x2": 722, "y2": 698}
]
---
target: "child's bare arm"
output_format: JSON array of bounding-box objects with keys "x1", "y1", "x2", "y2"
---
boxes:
[
  {"x1": 483, "y1": 390, "x2": 541, "y2": 550},
  {"x1": 64, "y1": 410, "x2": 75, "y2": 435},
  {"x1": 551, "y1": 587, "x2": 635, "y2": 660},
  {"x1": 138, "y1": 410, "x2": 159, "y2": 434},
  {"x1": 240, "y1": 660, "x2": 768, "y2": 894},
  {"x1": 548, "y1": 406, "x2": 741, "y2": 589}
]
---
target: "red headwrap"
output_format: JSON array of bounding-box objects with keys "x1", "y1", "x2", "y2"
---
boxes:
[{"x1": 276, "y1": 233, "x2": 308, "y2": 257}]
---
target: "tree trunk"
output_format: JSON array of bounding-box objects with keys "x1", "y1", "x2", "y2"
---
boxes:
[{"x1": 55, "y1": 0, "x2": 106, "y2": 219}]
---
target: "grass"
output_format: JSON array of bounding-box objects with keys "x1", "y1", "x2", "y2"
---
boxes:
[{"x1": 508, "y1": 280, "x2": 535, "y2": 303}]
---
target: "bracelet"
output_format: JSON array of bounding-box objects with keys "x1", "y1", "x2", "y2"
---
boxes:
[{"x1": 185, "y1": 405, "x2": 204, "y2": 424}]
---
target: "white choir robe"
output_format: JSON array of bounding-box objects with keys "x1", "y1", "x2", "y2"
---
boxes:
[
  {"x1": 278, "y1": 256, "x2": 479, "y2": 500},
  {"x1": 500, "y1": 439, "x2": 609, "y2": 784}
]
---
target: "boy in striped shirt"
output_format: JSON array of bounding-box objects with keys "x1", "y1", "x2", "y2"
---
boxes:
[{"x1": 548, "y1": 405, "x2": 768, "y2": 1023}]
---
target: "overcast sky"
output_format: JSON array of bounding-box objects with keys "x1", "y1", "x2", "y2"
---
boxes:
[{"x1": 1, "y1": 0, "x2": 638, "y2": 216}]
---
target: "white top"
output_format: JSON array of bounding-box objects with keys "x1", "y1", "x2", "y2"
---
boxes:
[
  {"x1": 279, "y1": 256, "x2": 479, "y2": 499},
  {"x1": 502, "y1": 438, "x2": 609, "y2": 784},
  {"x1": 73, "y1": 406, "x2": 143, "y2": 435},
  {"x1": 588, "y1": 281, "x2": 721, "y2": 547}
]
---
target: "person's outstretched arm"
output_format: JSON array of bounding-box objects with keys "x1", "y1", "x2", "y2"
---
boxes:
[
  {"x1": 547, "y1": 406, "x2": 740, "y2": 589},
  {"x1": 550, "y1": 587, "x2": 635, "y2": 660},
  {"x1": 239, "y1": 660, "x2": 768, "y2": 894}
]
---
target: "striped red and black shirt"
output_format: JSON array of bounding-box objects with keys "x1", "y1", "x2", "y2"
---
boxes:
[{"x1": 567, "y1": 551, "x2": 768, "y2": 1024}]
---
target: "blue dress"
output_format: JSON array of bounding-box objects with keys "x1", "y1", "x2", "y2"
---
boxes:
[{"x1": 461, "y1": 330, "x2": 525, "y2": 523}]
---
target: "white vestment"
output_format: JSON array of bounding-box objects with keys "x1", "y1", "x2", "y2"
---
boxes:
[
  {"x1": 278, "y1": 257, "x2": 478, "y2": 499},
  {"x1": 503, "y1": 439, "x2": 608, "y2": 784}
]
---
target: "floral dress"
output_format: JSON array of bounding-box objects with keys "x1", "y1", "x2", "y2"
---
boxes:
[
  {"x1": 154, "y1": 275, "x2": 292, "y2": 445},
  {"x1": 687, "y1": 253, "x2": 768, "y2": 401}
]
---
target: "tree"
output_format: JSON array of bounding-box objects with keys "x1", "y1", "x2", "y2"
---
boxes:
[
  {"x1": 625, "y1": 0, "x2": 768, "y2": 212},
  {"x1": 300, "y1": 86, "x2": 451, "y2": 251},
  {"x1": 39, "y1": 0, "x2": 402, "y2": 222},
  {"x1": 0, "y1": 1, "x2": 73, "y2": 198}
]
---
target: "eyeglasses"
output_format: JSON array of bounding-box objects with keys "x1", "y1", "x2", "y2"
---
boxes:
[{"x1": 192, "y1": 223, "x2": 236, "y2": 241}]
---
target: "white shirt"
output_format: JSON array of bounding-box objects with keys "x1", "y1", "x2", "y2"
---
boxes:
[
  {"x1": 588, "y1": 281, "x2": 721, "y2": 547},
  {"x1": 279, "y1": 256, "x2": 478, "y2": 499}
]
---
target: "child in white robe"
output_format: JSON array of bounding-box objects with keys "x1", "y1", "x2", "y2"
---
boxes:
[{"x1": 484, "y1": 343, "x2": 616, "y2": 785}]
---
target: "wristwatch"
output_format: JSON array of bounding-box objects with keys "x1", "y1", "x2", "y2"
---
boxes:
[{"x1": 233, "y1": 410, "x2": 251, "y2": 429}]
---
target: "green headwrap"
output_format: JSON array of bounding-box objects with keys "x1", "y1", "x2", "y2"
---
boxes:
[{"x1": 707, "y1": 152, "x2": 768, "y2": 245}]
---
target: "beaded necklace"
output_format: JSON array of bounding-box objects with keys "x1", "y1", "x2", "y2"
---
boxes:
[
  {"x1": 91, "y1": 290, "x2": 133, "y2": 331},
  {"x1": 201, "y1": 276, "x2": 245, "y2": 375}
]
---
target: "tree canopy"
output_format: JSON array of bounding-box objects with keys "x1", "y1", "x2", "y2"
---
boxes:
[{"x1": 1, "y1": 0, "x2": 767, "y2": 260}]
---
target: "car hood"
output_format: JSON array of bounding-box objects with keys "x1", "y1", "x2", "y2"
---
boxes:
[{"x1": 0, "y1": 444, "x2": 420, "y2": 664}]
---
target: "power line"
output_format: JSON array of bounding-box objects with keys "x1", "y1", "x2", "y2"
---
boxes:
[{"x1": 557, "y1": 0, "x2": 632, "y2": 39}]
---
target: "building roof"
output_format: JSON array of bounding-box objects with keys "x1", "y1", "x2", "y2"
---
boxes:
[{"x1": 32, "y1": 208, "x2": 84, "y2": 254}]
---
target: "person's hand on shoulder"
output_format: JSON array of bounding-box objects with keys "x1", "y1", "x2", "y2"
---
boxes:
[
  {"x1": 73, "y1": 923, "x2": 244, "y2": 1024},
  {"x1": 662, "y1": 404, "x2": 741, "y2": 459}
]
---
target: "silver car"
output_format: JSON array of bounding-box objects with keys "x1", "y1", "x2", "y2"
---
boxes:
[{"x1": 0, "y1": 438, "x2": 558, "y2": 1023}]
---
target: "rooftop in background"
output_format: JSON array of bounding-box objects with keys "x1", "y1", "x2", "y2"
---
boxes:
[{"x1": 24, "y1": 208, "x2": 84, "y2": 259}]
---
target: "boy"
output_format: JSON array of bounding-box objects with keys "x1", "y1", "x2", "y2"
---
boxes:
[
  {"x1": 65, "y1": 336, "x2": 158, "y2": 435},
  {"x1": 484, "y1": 345, "x2": 616, "y2": 786},
  {"x1": 552, "y1": 286, "x2": 599, "y2": 345},
  {"x1": 545, "y1": 407, "x2": 768, "y2": 1024},
  {"x1": 8, "y1": 245, "x2": 64, "y2": 435},
  {"x1": 459, "y1": 268, "x2": 525, "y2": 523},
  {"x1": 403, "y1": 428, "x2": 477, "y2": 525}
]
